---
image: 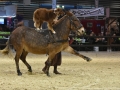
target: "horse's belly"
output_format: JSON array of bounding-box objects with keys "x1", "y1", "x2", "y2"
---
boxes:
[{"x1": 24, "y1": 46, "x2": 47, "y2": 54}]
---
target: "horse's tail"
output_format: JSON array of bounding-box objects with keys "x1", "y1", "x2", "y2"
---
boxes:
[{"x1": 0, "y1": 39, "x2": 10, "y2": 55}]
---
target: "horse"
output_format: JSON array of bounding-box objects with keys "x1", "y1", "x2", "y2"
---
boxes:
[
  {"x1": 33, "y1": 8, "x2": 65, "y2": 34},
  {"x1": 105, "y1": 17, "x2": 119, "y2": 51},
  {"x1": 0, "y1": 11, "x2": 91, "y2": 76}
]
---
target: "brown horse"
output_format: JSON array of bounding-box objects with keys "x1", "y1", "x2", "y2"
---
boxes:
[
  {"x1": 0, "y1": 11, "x2": 91, "y2": 76},
  {"x1": 105, "y1": 17, "x2": 119, "y2": 51}
]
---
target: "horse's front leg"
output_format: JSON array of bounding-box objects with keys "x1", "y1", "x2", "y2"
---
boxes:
[
  {"x1": 64, "y1": 46, "x2": 92, "y2": 62},
  {"x1": 45, "y1": 59, "x2": 51, "y2": 76}
]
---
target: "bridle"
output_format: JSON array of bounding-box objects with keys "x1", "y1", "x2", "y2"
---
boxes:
[
  {"x1": 49, "y1": 15, "x2": 84, "y2": 43},
  {"x1": 69, "y1": 16, "x2": 83, "y2": 30},
  {"x1": 69, "y1": 15, "x2": 83, "y2": 35}
]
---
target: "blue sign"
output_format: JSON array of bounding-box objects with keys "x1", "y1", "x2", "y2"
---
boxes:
[{"x1": 52, "y1": 0, "x2": 56, "y2": 9}]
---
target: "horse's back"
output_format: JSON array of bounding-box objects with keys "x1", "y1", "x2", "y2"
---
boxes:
[
  {"x1": 11, "y1": 26, "x2": 38, "y2": 41},
  {"x1": 10, "y1": 26, "x2": 54, "y2": 53},
  {"x1": 9, "y1": 26, "x2": 51, "y2": 54}
]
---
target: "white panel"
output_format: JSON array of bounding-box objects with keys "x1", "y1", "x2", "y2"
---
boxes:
[
  {"x1": 0, "y1": 5, "x2": 17, "y2": 17},
  {"x1": 4, "y1": 5, "x2": 17, "y2": 17}
]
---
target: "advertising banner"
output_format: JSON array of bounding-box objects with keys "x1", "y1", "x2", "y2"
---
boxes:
[{"x1": 70, "y1": 7, "x2": 104, "y2": 17}]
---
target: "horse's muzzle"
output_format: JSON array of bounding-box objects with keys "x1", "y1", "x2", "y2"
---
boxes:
[{"x1": 77, "y1": 27, "x2": 85, "y2": 36}]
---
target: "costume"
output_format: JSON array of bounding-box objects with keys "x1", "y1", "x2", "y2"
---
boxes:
[
  {"x1": 49, "y1": 52, "x2": 62, "y2": 66},
  {"x1": 42, "y1": 52, "x2": 62, "y2": 74}
]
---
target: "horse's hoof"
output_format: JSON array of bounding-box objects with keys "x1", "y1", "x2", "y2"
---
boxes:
[
  {"x1": 46, "y1": 72, "x2": 50, "y2": 77},
  {"x1": 87, "y1": 58, "x2": 92, "y2": 62},
  {"x1": 28, "y1": 69, "x2": 32, "y2": 72},
  {"x1": 18, "y1": 72, "x2": 22, "y2": 76},
  {"x1": 84, "y1": 56, "x2": 92, "y2": 62}
]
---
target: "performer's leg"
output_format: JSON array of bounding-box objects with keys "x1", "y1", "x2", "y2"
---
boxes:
[
  {"x1": 42, "y1": 52, "x2": 62, "y2": 74},
  {"x1": 53, "y1": 65, "x2": 61, "y2": 74}
]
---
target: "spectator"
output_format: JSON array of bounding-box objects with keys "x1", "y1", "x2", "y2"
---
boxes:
[
  {"x1": 95, "y1": 33, "x2": 105, "y2": 44},
  {"x1": 88, "y1": 31, "x2": 96, "y2": 44},
  {"x1": 95, "y1": 33, "x2": 106, "y2": 51}
]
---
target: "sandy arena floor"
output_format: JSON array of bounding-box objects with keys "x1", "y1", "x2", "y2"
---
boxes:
[{"x1": 0, "y1": 51, "x2": 120, "y2": 90}]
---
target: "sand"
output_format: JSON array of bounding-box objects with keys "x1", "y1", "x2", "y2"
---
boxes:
[{"x1": 0, "y1": 51, "x2": 120, "y2": 90}]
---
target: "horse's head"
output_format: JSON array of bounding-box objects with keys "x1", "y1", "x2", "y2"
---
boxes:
[
  {"x1": 65, "y1": 11, "x2": 85, "y2": 36},
  {"x1": 106, "y1": 17, "x2": 119, "y2": 34},
  {"x1": 110, "y1": 19, "x2": 119, "y2": 33}
]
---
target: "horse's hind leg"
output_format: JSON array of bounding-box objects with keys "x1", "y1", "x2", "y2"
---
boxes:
[
  {"x1": 64, "y1": 46, "x2": 92, "y2": 62},
  {"x1": 15, "y1": 51, "x2": 23, "y2": 76},
  {"x1": 20, "y1": 50, "x2": 32, "y2": 73}
]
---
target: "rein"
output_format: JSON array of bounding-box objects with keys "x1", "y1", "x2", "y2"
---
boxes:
[
  {"x1": 69, "y1": 16, "x2": 83, "y2": 35},
  {"x1": 69, "y1": 16, "x2": 83, "y2": 30}
]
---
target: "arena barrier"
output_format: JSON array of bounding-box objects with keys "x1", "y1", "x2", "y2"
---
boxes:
[{"x1": 0, "y1": 34, "x2": 120, "y2": 51}]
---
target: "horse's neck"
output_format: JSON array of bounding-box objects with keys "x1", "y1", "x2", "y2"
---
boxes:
[{"x1": 54, "y1": 16, "x2": 70, "y2": 39}]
